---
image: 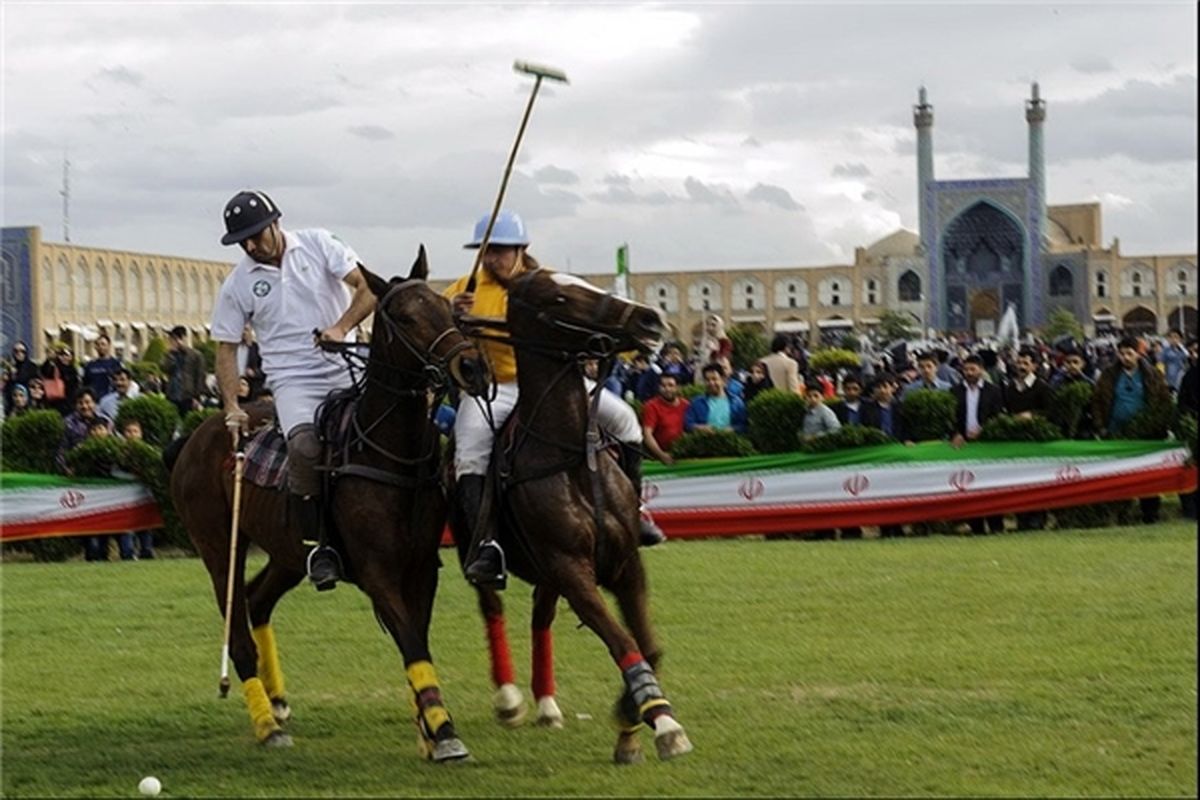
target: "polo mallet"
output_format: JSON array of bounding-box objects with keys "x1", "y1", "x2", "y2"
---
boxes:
[
  {"x1": 218, "y1": 438, "x2": 246, "y2": 699},
  {"x1": 465, "y1": 60, "x2": 569, "y2": 294}
]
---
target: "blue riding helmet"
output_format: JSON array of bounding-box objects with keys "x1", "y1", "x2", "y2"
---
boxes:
[{"x1": 464, "y1": 210, "x2": 529, "y2": 249}]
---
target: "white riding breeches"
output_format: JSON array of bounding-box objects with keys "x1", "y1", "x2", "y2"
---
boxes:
[
  {"x1": 453, "y1": 379, "x2": 643, "y2": 478},
  {"x1": 271, "y1": 369, "x2": 352, "y2": 438},
  {"x1": 584, "y1": 378, "x2": 643, "y2": 443}
]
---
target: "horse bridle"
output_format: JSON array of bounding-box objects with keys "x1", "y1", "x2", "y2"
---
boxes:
[{"x1": 322, "y1": 279, "x2": 478, "y2": 483}]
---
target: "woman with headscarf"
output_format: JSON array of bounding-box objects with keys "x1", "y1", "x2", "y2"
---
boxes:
[{"x1": 695, "y1": 313, "x2": 732, "y2": 368}]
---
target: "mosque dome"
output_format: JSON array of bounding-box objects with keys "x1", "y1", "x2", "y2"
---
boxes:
[{"x1": 864, "y1": 228, "x2": 919, "y2": 259}]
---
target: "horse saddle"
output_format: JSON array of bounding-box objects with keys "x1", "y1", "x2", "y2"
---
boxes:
[{"x1": 240, "y1": 389, "x2": 360, "y2": 491}]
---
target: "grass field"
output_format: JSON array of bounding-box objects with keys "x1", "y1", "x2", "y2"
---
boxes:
[{"x1": 2, "y1": 521, "x2": 1197, "y2": 798}]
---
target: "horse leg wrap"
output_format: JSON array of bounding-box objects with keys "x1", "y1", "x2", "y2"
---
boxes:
[
  {"x1": 251, "y1": 624, "x2": 286, "y2": 702},
  {"x1": 242, "y1": 677, "x2": 281, "y2": 742},
  {"x1": 612, "y1": 690, "x2": 643, "y2": 734},
  {"x1": 485, "y1": 614, "x2": 516, "y2": 687},
  {"x1": 407, "y1": 661, "x2": 451, "y2": 739},
  {"x1": 532, "y1": 627, "x2": 555, "y2": 699},
  {"x1": 620, "y1": 656, "x2": 672, "y2": 726}
]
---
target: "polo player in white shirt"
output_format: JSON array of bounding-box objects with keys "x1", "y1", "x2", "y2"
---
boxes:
[{"x1": 211, "y1": 190, "x2": 376, "y2": 591}]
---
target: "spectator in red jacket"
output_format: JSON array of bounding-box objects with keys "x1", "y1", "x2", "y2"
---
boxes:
[{"x1": 641, "y1": 374, "x2": 690, "y2": 465}]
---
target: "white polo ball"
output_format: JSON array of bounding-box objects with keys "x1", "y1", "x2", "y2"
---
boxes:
[{"x1": 138, "y1": 776, "x2": 162, "y2": 796}]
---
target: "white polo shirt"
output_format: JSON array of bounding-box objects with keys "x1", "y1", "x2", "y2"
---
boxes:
[{"x1": 211, "y1": 228, "x2": 359, "y2": 382}]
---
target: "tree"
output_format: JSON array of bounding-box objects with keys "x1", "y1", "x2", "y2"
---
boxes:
[
  {"x1": 727, "y1": 324, "x2": 769, "y2": 371},
  {"x1": 194, "y1": 339, "x2": 218, "y2": 373},
  {"x1": 1041, "y1": 307, "x2": 1084, "y2": 342},
  {"x1": 878, "y1": 310, "x2": 918, "y2": 342},
  {"x1": 142, "y1": 336, "x2": 167, "y2": 365}
]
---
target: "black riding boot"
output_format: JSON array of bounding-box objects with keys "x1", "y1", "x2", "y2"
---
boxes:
[
  {"x1": 291, "y1": 494, "x2": 340, "y2": 592},
  {"x1": 459, "y1": 475, "x2": 506, "y2": 590},
  {"x1": 619, "y1": 444, "x2": 667, "y2": 547}
]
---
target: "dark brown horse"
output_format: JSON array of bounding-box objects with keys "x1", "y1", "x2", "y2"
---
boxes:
[
  {"x1": 450, "y1": 269, "x2": 693, "y2": 764},
  {"x1": 170, "y1": 249, "x2": 488, "y2": 760}
]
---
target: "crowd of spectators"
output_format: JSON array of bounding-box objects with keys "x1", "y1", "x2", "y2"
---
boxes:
[
  {"x1": 5, "y1": 314, "x2": 1197, "y2": 549},
  {"x1": 1, "y1": 326, "x2": 268, "y2": 561},
  {"x1": 607, "y1": 321, "x2": 1199, "y2": 534}
]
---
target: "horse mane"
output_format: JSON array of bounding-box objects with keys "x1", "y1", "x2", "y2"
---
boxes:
[{"x1": 520, "y1": 253, "x2": 542, "y2": 273}]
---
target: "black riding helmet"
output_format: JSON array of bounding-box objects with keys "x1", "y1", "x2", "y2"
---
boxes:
[{"x1": 220, "y1": 190, "x2": 282, "y2": 245}]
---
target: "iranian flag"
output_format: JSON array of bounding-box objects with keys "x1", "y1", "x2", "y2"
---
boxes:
[
  {"x1": 641, "y1": 440, "x2": 1196, "y2": 537},
  {"x1": 1, "y1": 473, "x2": 163, "y2": 543}
]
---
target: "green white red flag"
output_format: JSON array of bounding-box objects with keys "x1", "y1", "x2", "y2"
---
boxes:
[{"x1": 1, "y1": 472, "x2": 163, "y2": 542}]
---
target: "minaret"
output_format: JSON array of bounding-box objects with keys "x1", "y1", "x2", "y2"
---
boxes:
[
  {"x1": 913, "y1": 86, "x2": 934, "y2": 255},
  {"x1": 1026, "y1": 82, "x2": 1047, "y2": 250}
]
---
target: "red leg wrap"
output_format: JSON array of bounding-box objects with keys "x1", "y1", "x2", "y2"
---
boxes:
[
  {"x1": 485, "y1": 614, "x2": 516, "y2": 687},
  {"x1": 531, "y1": 626, "x2": 555, "y2": 699},
  {"x1": 617, "y1": 651, "x2": 644, "y2": 671}
]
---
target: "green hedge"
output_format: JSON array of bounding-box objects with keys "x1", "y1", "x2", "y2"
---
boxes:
[
  {"x1": 670, "y1": 429, "x2": 757, "y2": 459},
  {"x1": 63, "y1": 436, "x2": 192, "y2": 553},
  {"x1": 142, "y1": 336, "x2": 167, "y2": 365},
  {"x1": 978, "y1": 414, "x2": 1062, "y2": 443},
  {"x1": 728, "y1": 324, "x2": 769, "y2": 372},
  {"x1": 129, "y1": 360, "x2": 163, "y2": 383},
  {"x1": 1117, "y1": 400, "x2": 1173, "y2": 441},
  {"x1": 799, "y1": 424, "x2": 895, "y2": 454},
  {"x1": 899, "y1": 389, "x2": 956, "y2": 442},
  {"x1": 1049, "y1": 381, "x2": 1094, "y2": 439},
  {"x1": 808, "y1": 348, "x2": 860, "y2": 373},
  {"x1": 747, "y1": 389, "x2": 808, "y2": 454},
  {"x1": 115, "y1": 395, "x2": 179, "y2": 447},
  {"x1": 1176, "y1": 413, "x2": 1197, "y2": 465},
  {"x1": 182, "y1": 407, "x2": 222, "y2": 437},
  {"x1": 0, "y1": 411, "x2": 65, "y2": 474}
]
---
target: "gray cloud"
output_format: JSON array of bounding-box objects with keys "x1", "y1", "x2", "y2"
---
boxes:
[
  {"x1": 1070, "y1": 55, "x2": 1114, "y2": 74},
  {"x1": 590, "y1": 174, "x2": 676, "y2": 207},
  {"x1": 746, "y1": 183, "x2": 803, "y2": 211},
  {"x1": 832, "y1": 162, "x2": 872, "y2": 178},
  {"x1": 684, "y1": 176, "x2": 739, "y2": 208},
  {"x1": 534, "y1": 164, "x2": 579, "y2": 185},
  {"x1": 1, "y1": 3, "x2": 1193, "y2": 275},
  {"x1": 95, "y1": 65, "x2": 144, "y2": 86},
  {"x1": 347, "y1": 125, "x2": 395, "y2": 141}
]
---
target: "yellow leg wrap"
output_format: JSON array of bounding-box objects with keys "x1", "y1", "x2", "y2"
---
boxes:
[
  {"x1": 406, "y1": 660, "x2": 439, "y2": 691},
  {"x1": 251, "y1": 624, "x2": 286, "y2": 701},
  {"x1": 638, "y1": 698, "x2": 671, "y2": 719},
  {"x1": 406, "y1": 661, "x2": 450, "y2": 735},
  {"x1": 242, "y1": 677, "x2": 280, "y2": 742}
]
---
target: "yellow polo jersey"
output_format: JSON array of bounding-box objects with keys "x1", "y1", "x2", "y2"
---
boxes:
[{"x1": 443, "y1": 268, "x2": 517, "y2": 383}]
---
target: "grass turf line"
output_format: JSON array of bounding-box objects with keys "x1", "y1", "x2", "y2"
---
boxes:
[{"x1": 1, "y1": 523, "x2": 1196, "y2": 797}]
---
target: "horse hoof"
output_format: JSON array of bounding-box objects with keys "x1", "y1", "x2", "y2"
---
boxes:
[
  {"x1": 653, "y1": 717, "x2": 693, "y2": 761},
  {"x1": 535, "y1": 696, "x2": 564, "y2": 729},
  {"x1": 431, "y1": 737, "x2": 471, "y2": 763},
  {"x1": 493, "y1": 683, "x2": 527, "y2": 728},
  {"x1": 271, "y1": 699, "x2": 292, "y2": 724},
  {"x1": 613, "y1": 737, "x2": 644, "y2": 765},
  {"x1": 261, "y1": 730, "x2": 293, "y2": 749}
]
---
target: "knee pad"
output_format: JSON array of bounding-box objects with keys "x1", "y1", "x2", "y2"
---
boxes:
[{"x1": 286, "y1": 425, "x2": 322, "y2": 497}]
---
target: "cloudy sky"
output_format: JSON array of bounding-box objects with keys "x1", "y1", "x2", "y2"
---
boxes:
[{"x1": 2, "y1": 2, "x2": 1196, "y2": 280}]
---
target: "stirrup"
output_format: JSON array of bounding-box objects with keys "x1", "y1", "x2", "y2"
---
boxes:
[
  {"x1": 306, "y1": 546, "x2": 342, "y2": 592},
  {"x1": 465, "y1": 540, "x2": 507, "y2": 590}
]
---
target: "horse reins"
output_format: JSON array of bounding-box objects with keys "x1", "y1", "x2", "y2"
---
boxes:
[{"x1": 320, "y1": 280, "x2": 477, "y2": 487}]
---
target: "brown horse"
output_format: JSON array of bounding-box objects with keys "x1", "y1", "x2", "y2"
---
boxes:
[
  {"x1": 450, "y1": 269, "x2": 693, "y2": 764},
  {"x1": 170, "y1": 249, "x2": 489, "y2": 761}
]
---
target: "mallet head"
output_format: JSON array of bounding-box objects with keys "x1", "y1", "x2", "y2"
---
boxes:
[{"x1": 513, "y1": 61, "x2": 568, "y2": 84}]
